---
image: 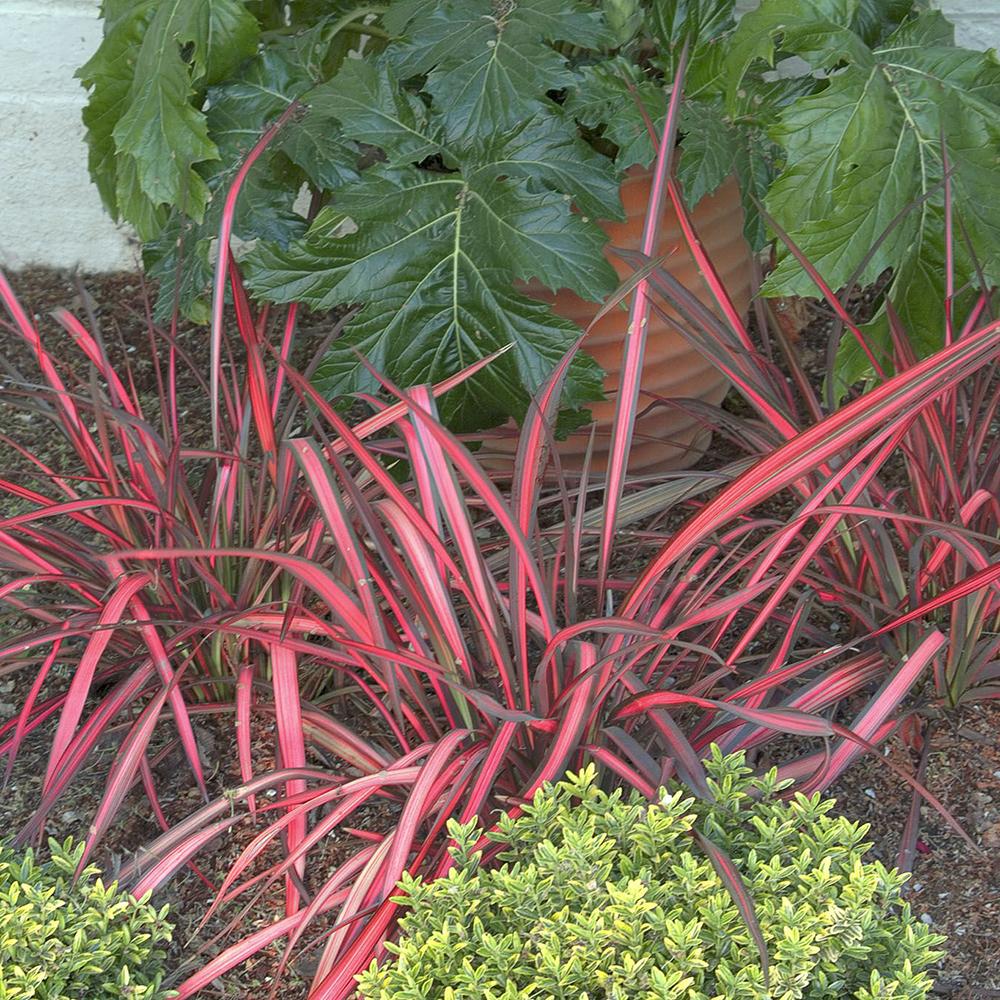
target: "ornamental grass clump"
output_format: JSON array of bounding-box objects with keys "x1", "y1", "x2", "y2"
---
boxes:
[
  {"x1": 359, "y1": 751, "x2": 945, "y2": 1000},
  {"x1": 0, "y1": 838, "x2": 174, "y2": 999},
  {"x1": 3, "y1": 57, "x2": 999, "y2": 994}
]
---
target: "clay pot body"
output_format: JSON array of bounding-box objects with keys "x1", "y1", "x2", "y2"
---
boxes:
[{"x1": 487, "y1": 169, "x2": 754, "y2": 475}]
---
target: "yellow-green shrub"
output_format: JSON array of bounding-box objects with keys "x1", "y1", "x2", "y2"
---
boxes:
[
  {"x1": 0, "y1": 838, "x2": 174, "y2": 999},
  {"x1": 359, "y1": 750, "x2": 945, "y2": 1000}
]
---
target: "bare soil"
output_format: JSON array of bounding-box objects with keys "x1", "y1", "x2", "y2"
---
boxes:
[{"x1": 831, "y1": 702, "x2": 1000, "y2": 999}]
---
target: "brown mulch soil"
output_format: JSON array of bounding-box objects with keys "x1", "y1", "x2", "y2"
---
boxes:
[
  {"x1": 1, "y1": 267, "x2": 998, "y2": 997},
  {"x1": 830, "y1": 702, "x2": 1000, "y2": 999}
]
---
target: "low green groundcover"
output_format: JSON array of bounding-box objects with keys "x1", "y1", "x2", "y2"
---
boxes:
[
  {"x1": 0, "y1": 838, "x2": 174, "y2": 999},
  {"x1": 359, "y1": 750, "x2": 944, "y2": 999}
]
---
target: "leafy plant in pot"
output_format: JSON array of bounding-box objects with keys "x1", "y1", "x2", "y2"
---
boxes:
[
  {"x1": 78, "y1": 0, "x2": 1000, "y2": 460},
  {"x1": 78, "y1": 0, "x2": 761, "y2": 471},
  {"x1": 240, "y1": 0, "x2": 760, "y2": 473}
]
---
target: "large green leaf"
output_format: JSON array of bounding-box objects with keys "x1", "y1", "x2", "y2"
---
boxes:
[
  {"x1": 649, "y1": 0, "x2": 735, "y2": 44},
  {"x1": 730, "y1": 128, "x2": 779, "y2": 252},
  {"x1": 834, "y1": 189, "x2": 983, "y2": 393},
  {"x1": 307, "y1": 60, "x2": 441, "y2": 165},
  {"x1": 725, "y1": 0, "x2": 870, "y2": 110},
  {"x1": 729, "y1": 8, "x2": 1000, "y2": 384},
  {"x1": 464, "y1": 114, "x2": 623, "y2": 222},
  {"x1": 242, "y1": 43, "x2": 626, "y2": 429},
  {"x1": 382, "y1": 0, "x2": 438, "y2": 36},
  {"x1": 565, "y1": 58, "x2": 666, "y2": 169},
  {"x1": 676, "y1": 104, "x2": 739, "y2": 208},
  {"x1": 77, "y1": 2, "x2": 155, "y2": 217},
  {"x1": 511, "y1": 0, "x2": 613, "y2": 47},
  {"x1": 390, "y1": 0, "x2": 610, "y2": 75},
  {"x1": 112, "y1": 0, "x2": 259, "y2": 216},
  {"x1": 387, "y1": 0, "x2": 610, "y2": 142},
  {"x1": 248, "y1": 165, "x2": 616, "y2": 303},
  {"x1": 244, "y1": 164, "x2": 616, "y2": 429},
  {"x1": 112, "y1": 63, "x2": 216, "y2": 219},
  {"x1": 206, "y1": 44, "x2": 359, "y2": 195},
  {"x1": 764, "y1": 66, "x2": 918, "y2": 292},
  {"x1": 312, "y1": 263, "x2": 606, "y2": 432},
  {"x1": 648, "y1": 0, "x2": 737, "y2": 81},
  {"x1": 423, "y1": 35, "x2": 568, "y2": 143},
  {"x1": 79, "y1": 0, "x2": 259, "y2": 230},
  {"x1": 764, "y1": 14, "x2": 1000, "y2": 292},
  {"x1": 850, "y1": 0, "x2": 916, "y2": 46},
  {"x1": 144, "y1": 30, "x2": 366, "y2": 322},
  {"x1": 115, "y1": 157, "x2": 168, "y2": 243},
  {"x1": 143, "y1": 214, "x2": 216, "y2": 325}
]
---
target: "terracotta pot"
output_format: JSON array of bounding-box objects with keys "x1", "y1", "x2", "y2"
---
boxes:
[{"x1": 485, "y1": 168, "x2": 754, "y2": 475}]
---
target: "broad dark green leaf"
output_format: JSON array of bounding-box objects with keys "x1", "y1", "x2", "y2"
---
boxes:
[
  {"x1": 387, "y1": 0, "x2": 608, "y2": 142},
  {"x1": 467, "y1": 177, "x2": 617, "y2": 295},
  {"x1": 206, "y1": 44, "x2": 359, "y2": 194},
  {"x1": 677, "y1": 102, "x2": 776, "y2": 250},
  {"x1": 731, "y1": 128, "x2": 778, "y2": 251},
  {"x1": 764, "y1": 67, "x2": 918, "y2": 293},
  {"x1": 850, "y1": 0, "x2": 917, "y2": 46},
  {"x1": 390, "y1": 0, "x2": 610, "y2": 74},
  {"x1": 649, "y1": 0, "x2": 735, "y2": 43},
  {"x1": 465, "y1": 114, "x2": 623, "y2": 222},
  {"x1": 565, "y1": 59, "x2": 666, "y2": 169},
  {"x1": 314, "y1": 264, "x2": 605, "y2": 431},
  {"x1": 725, "y1": 0, "x2": 869, "y2": 109},
  {"x1": 649, "y1": 0, "x2": 736, "y2": 79},
  {"x1": 421, "y1": 20, "x2": 571, "y2": 142},
  {"x1": 765, "y1": 18, "x2": 1000, "y2": 296},
  {"x1": 760, "y1": 10, "x2": 1000, "y2": 385},
  {"x1": 145, "y1": 34, "x2": 359, "y2": 321},
  {"x1": 114, "y1": 156, "x2": 168, "y2": 243},
  {"x1": 113, "y1": 67, "x2": 216, "y2": 218},
  {"x1": 180, "y1": 0, "x2": 263, "y2": 85},
  {"x1": 308, "y1": 60, "x2": 441, "y2": 164},
  {"x1": 279, "y1": 104, "x2": 361, "y2": 193},
  {"x1": 386, "y1": 0, "x2": 497, "y2": 76},
  {"x1": 77, "y1": 2, "x2": 155, "y2": 217},
  {"x1": 876, "y1": 7, "x2": 955, "y2": 48},
  {"x1": 249, "y1": 165, "x2": 615, "y2": 303},
  {"x1": 513, "y1": 0, "x2": 613, "y2": 48},
  {"x1": 382, "y1": 0, "x2": 438, "y2": 36},
  {"x1": 833, "y1": 203, "x2": 978, "y2": 391},
  {"x1": 244, "y1": 164, "x2": 615, "y2": 429},
  {"x1": 110, "y1": 0, "x2": 259, "y2": 218},
  {"x1": 676, "y1": 103, "x2": 739, "y2": 207},
  {"x1": 79, "y1": 0, "x2": 260, "y2": 228},
  {"x1": 143, "y1": 214, "x2": 216, "y2": 326}
]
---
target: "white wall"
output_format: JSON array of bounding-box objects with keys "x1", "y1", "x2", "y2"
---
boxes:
[
  {"x1": 932, "y1": 0, "x2": 1000, "y2": 50},
  {"x1": 1, "y1": 1, "x2": 998, "y2": 273},
  {"x1": 0, "y1": 0, "x2": 136, "y2": 271}
]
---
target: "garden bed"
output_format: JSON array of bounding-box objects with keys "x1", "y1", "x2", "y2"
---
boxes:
[{"x1": 1, "y1": 267, "x2": 998, "y2": 998}]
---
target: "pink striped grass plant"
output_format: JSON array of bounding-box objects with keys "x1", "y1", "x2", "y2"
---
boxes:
[{"x1": 0, "y1": 100, "x2": 996, "y2": 997}]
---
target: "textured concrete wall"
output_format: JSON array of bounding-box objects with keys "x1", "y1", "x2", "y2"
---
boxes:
[
  {"x1": 931, "y1": 0, "x2": 1000, "y2": 50},
  {"x1": 1, "y1": 1, "x2": 998, "y2": 272},
  {"x1": 0, "y1": 0, "x2": 136, "y2": 271}
]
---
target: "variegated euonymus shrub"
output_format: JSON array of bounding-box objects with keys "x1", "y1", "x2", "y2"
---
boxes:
[
  {"x1": 359, "y1": 751, "x2": 945, "y2": 1000},
  {"x1": 0, "y1": 839, "x2": 174, "y2": 1000}
]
